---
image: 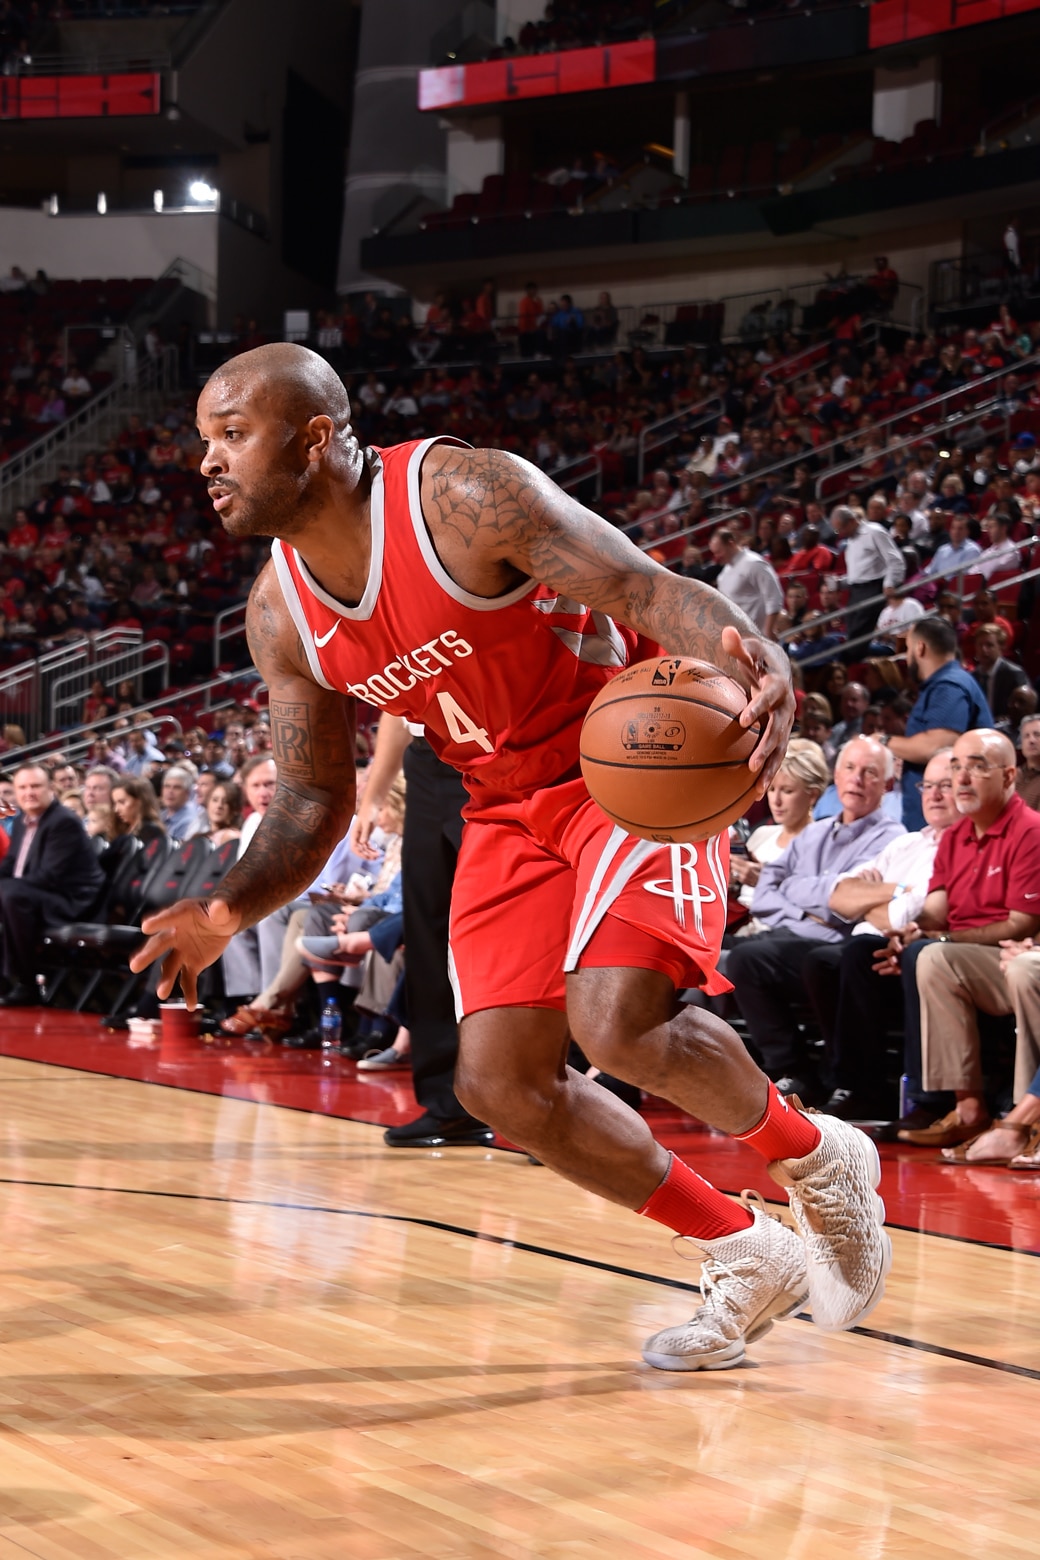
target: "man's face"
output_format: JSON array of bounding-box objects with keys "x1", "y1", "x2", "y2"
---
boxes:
[
  {"x1": 975, "y1": 628, "x2": 1002, "y2": 669},
  {"x1": 919, "y1": 752, "x2": 957, "y2": 830},
  {"x1": 244, "y1": 760, "x2": 277, "y2": 814},
  {"x1": 949, "y1": 516, "x2": 969, "y2": 546},
  {"x1": 50, "y1": 764, "x2": 76, "y2": 792},
  {"x1": 834, "y1": 739, "x2": 887, "y2": 821},
  {"x1": 195, "y1": 772, "x2": 216, "y2": 807},
  {"x1": 83, "y1": 772, "x2": 112, "y2": 809},
  {"x1": 197, "y1": 374, "x2": 344, "y2": 540},
  {"x1": 1021, "y1": 720, "x2": 1040, "y2": 764},
  {"x1": 950, "y1": 733, "x2": 1014, "y2": 821},
  {"x1": 14, "y1": 768, "x2": 52, "y2": 819},
  {"x1": 842, "y1": 684, "x2": 869, "y2": 721},
  {"x1": 161, "y1": 774, "x2": 190, "y2": 811}
]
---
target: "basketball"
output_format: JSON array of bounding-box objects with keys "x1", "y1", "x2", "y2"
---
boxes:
[{"x1": 579, "y1": 656, "x2": 762, "y2": 842}]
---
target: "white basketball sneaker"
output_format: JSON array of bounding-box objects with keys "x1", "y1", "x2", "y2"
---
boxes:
[
  {"x1": 642, "y1": 1195, "x2": 809, "y2": 1372},
  {"x1": 768, "y1": 1104, "x2": 892, "y2": 1333}
]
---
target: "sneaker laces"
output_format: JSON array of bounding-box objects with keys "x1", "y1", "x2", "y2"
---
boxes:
[{"x1": 787, "y1": 1164, "x2": 854, "y2": 1253}]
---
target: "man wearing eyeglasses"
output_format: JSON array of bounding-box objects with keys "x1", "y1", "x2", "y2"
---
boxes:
[
  {"x1": 881, "y1": 730, "x2": 1040, "y2": 1148},
  {"x1": 798, "y1": 750, "x2": 959, "y2": 1122}
]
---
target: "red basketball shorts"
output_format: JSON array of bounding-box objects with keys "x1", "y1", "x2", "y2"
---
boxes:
[{"x1": 448, "y1": 777, "x2": 732, "y2": 1020}]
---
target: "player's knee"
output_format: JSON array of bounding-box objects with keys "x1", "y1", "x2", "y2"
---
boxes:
[
  {"x1": 455, "y1": 1063, "x2": 561, "y2": 1140},
  {"x1": 572, "y1": 1016, "x2": 642, "y2": 1079}
]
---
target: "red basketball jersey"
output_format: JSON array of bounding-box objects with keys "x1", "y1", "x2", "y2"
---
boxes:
[{"x1": 270, "y1": 437, "x2": 653, "y2": 814}]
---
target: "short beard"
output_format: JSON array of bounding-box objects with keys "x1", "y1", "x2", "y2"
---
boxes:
[{"x1": 220, "y1": 464, "x2": 317, "y2": 540}]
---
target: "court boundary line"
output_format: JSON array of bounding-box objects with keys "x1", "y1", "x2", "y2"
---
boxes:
[
  {"x1": 0, "y1": 1171, "x2": 1038, "y2": 1384},
  {"x1": 2, "y1": 1045, "x2": 1039, "y2": 1262}
]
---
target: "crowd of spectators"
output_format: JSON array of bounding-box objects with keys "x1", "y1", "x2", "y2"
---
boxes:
[{"x1": 0, "y1": 399, "x2": 261, "y2": 675}]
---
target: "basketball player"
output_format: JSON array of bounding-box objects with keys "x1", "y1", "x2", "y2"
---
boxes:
[{"x1": 133, "y1": 345, "x2": 890, "y2": 1371}]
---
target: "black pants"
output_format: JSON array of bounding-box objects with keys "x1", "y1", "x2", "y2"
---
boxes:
[
  {"x1": 401, "y1": 737, "x2": 469, "y2": 1121},
  {"x1": 726, "y1": 930, "x2": 838, "y2": 1079},
  {"x1": 800, "y1": 934, "x2": 932, "y2": 1105},
  {"x1": 845, "y1": 579, "x2": 885, "y2": 654},
  {"x1": 0, "y1": 879, "x2": 78, "y2": 983}
]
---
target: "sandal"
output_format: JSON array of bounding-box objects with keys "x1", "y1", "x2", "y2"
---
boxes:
[
  {"x1": 1009, "y1": 1125, "x2": 1040, "y2": 1171},
  {"x1": 220, "y1": 1004, "x2": 293, "y2": 1039},
  {"x1": 941, "y1": 1121, "x2": 1034, "y2": 1165}
]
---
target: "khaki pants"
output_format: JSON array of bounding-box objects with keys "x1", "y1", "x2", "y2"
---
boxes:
[{"x1": 917, "y1": 943, "x2": 1040, "y2": 1101}]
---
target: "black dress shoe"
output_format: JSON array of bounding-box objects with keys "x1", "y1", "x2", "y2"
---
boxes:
[
  {"x1": 774, "y1": 1074, "x2": 819, "y2": 1104},
  {"x1": 383, "y1": 1112, "x2": 494, "y2": 1148},
  {"x1": 823, "y1": 1088, "x2": 891, "y2": 1122},
  {"x1": 0, "y1": 984, "x2": 40, "y2": 1007},
  {"x1": 282, "y1": 1028, "x2": 322, "y2": 1050}
]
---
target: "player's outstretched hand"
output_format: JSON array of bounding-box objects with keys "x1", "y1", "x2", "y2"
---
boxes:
[
  {"x1": 722, "y1": 626, "x2": 795, "y2": 797},
  {"x1": 129, "y1": 897, "x2": 242, "y2": 1009}
]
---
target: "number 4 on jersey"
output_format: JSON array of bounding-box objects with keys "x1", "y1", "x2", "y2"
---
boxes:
[{"x1": 436, "y1": 691, "x2": 494, "y2": 753}]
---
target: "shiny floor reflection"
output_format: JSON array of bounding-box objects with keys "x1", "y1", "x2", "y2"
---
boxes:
[{"x1": 0, "y1": 1012, "x2": 1036, "y2": 1558}]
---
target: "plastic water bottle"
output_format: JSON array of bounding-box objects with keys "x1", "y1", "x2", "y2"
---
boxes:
[{"x1": 320, "y1": 995, "x2": 342, "y2": 1050}]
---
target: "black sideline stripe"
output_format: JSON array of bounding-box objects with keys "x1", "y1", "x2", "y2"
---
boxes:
[{"x1": 0, "y1": 1174, "x2": 1037, "y2": 1383}]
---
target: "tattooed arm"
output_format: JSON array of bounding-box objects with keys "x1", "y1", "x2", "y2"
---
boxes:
[
  {"x1": 130, "y1": 562, "x2": 356, "y2": 1004},
  {"x1": 423, "y1": 445, "x2": 795, "y2": 790}
]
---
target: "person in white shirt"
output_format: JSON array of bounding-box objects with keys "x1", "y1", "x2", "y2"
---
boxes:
[
  {"x1": 874, "y1": 583, "x2": 924, "y2": 649},
  {"x1": 975, "y1": 512, "x2": 1021, "y2": 582},
  {"x1": 61, "y1": 368, "x2": 92, "y2": 402},
  {"x1": 709, "y1": 525, "x2": 783, "y2": 637},
  {"x1": 924, "y1": 513, "x2": 983, "y2": 581},
  {"x1": 800, "y1": 749, "x2": 958, "y2": 1118},
  {"x1": 831, "y1": 504, "x2": 905, "y2": 649}
]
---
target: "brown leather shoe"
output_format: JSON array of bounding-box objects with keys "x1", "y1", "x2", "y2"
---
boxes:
[{"x1": 898, "y1": 1108, "x2": 991, "y2": 1148}]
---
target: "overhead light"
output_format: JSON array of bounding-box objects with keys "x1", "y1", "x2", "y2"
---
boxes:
[
  {"x1": 97, "y1": 192, "x2": 107, "y2": 214},
  {"x1": 189, "y1": 179, "x2": 218, "y2": 204},
  {"x1": 153, "y1": 189, "x2": 164, "y2": 212}
]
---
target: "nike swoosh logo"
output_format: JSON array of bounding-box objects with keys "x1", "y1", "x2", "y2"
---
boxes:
[
  {"x1": 1025, "y1": 893, "x2": 1038, "y2": 900},
  {"x1": 314, "y1": 623, "x2": 340, "y2": 648}
]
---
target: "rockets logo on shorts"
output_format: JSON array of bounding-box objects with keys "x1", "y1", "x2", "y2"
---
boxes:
[{"x1": 642, "y1": 841, "x2": 720, "y2": 936}]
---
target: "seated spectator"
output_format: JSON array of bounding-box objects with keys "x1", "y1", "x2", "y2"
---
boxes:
[
  {"x1": 887, "y1": 617, "x2": 993, "y2": 830},
  {"x1": 804, "y1": 749, "x2": 958, "y2": 1119},
  {"x1": 831, "y1": 682, "x2": 870, "y2": 750},
  {"x1": 971, "y1": 624, "x2": 1029, "y2": 721},
  {"x1": 159, "y1": 766, "x2": 206, "y2": 841},
  {"x1": 729, "y1": 740, "x2": 830, "y2": 935},
  {"x1": 60, "y1": 789, "x2": 86, "y2": 819},
  {"x1": 110, "y1": 776, "x2": 165, "y2": 847},
  {"x1": 922, "y1": 513, "x2": 981, "y2": 582},
  {"x1": 0, "y1": 763, "x2": 104, "y2": 1007},
  {"x1": 204, "y1": 780, "x2": 244, "y2": 845},
  {"x1": 871, "y1": 583, "x2": 924, "y2": 653},
  {"x1": 939, "y1": 947, "x2": 1040, "y2": 1166},
  {"x1": 891, "y1": 730, "x2": 1040, "y2": 1147},
  {"x1": 1016, "y1": 713, "x2": 1040, "y2": 811},
  {"x1": 976, "y1": 511, "x2": 1022, "y2": 581},
  {"x1": 83, "y1": 765, "x2": 118, "y2": 813},
  {"x1": 725, "y1": 736, "x2": 905, "y2": 1097},
  {"x1": 220, "y1": 757, "x2": 280, "y2": 1010},
  {"x1": 123, "y1": 725, "x2": 164, "y2": 777},
  {"x1": 963, "y1": 587, "x2": 1015, "y2": 666}
]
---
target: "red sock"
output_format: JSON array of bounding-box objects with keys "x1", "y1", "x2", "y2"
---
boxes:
[
  {"x1": 734, "y1": 1082, "x2": 822, "y2": 1163},
  {"x1": 637, "y1": 1153, "x2": 753, "y2": 1242}
]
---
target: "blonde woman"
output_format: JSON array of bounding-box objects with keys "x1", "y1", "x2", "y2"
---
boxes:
[{"x1": 730, "y1": 739, "x2": 830, "y2": 935}]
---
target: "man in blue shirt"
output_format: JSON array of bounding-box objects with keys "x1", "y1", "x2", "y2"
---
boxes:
[
  {"x1": 726, "y1": 736, "x2": 905, "y2": 1096},
  {"x1": 888, "y1": 616, "x2": 992, "y2": 830},
  {"x1": 923, "y1": 513, "x2": 982, "y2": 581}
]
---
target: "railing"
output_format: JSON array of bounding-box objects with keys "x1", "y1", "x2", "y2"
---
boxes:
[
  {"x1": 50, "y1": 638, "x2": 168, "y2": 731},
  {"x1": 0, "y1": 629, "x2": 169, "y2": 741},
  {"x1": 681, "y1": 351, "x2": 1040, "y2": 525},
  {"x1": 777, "y1": 545, "x2": 1037, "y2": 667},
  {"x1": 1, "y1": 667, "x2": 264, "y2": 774},
  {"x1": 213, "y1": 602, "x2": 248, "y2": 671},
  {"x1": 812, "y1": 392, "x2": 1034, "y2": 505},
  {"x1": 637, "y1": 394, "x2": 722, "y2": 483},
  {"x1": 931, "y1": 248, "x2": 1040, "y2": 315},
  {"x1": 550, "y1": 450, "x2": 603, "y2": 503},
  {"x1": 980, "y1": 94, "x2": 1040, "y2": 152}
]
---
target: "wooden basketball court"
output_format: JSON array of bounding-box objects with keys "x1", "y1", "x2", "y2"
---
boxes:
[{"x1": 0, "y1": 1010, "x2": 1037, "y2": 1559}]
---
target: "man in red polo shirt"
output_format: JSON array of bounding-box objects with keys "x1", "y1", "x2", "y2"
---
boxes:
[{"x1": 893, "y1": 729, "x2": 1040, "y2": 1147}]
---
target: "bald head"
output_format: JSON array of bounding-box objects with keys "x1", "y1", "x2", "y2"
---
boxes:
[
  {"x1": 203, "y1": 343, "x2": 352, "y2": 429},
  {"x1": 197, "y1": 344, "x2": 365, "y2": 540}
]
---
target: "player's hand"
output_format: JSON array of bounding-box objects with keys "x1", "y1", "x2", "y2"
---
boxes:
[
  {"x1": 129, "y1": 896, "x2": 242, "y2": 1009},
  {"x1": 722, "y1": 626, "x2": 795, "y2": 798},
  {"x1": 349, "y1": 792, "x2": 384, "y2": 860}
]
